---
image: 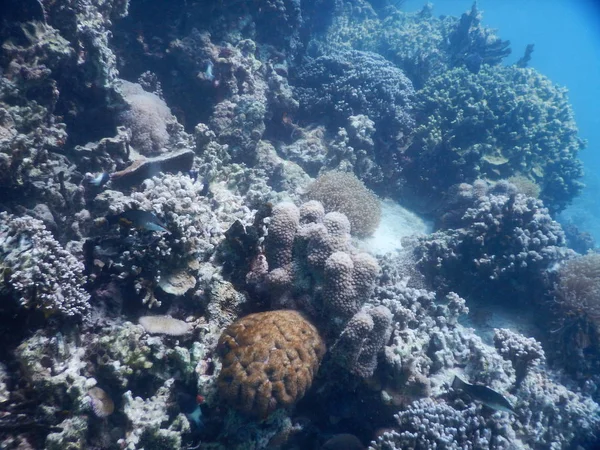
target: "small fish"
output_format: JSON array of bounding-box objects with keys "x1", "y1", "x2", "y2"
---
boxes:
[
  {"x1": 204, "y1": 61, "x2": 215, "y2": 81},
  {"x1": 452, "y1": 375, "x2": 515, "y2": 414},
  {"x1": 87, "y1": 172, "x2": 111, "y2": 187},
  {"x1": 106, "y1": 210, "x2": 170, "y2": 233}
]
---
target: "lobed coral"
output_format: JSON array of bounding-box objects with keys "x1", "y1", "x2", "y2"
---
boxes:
[
  {"x1": 331, "y1": 305, "x2": 392, "y2": 378},
  {"x1": 216, "y1": 310, "x2": 326, "y2": 419}
]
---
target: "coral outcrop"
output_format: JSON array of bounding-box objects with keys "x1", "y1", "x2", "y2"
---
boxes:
[
  {"x1": 405, "y1": 66, "x2": 584, "y2": 212},
  {"x1": 411, "y1": 180, "x2": 573, "y2": 305},
  {"x1": 304, "y1": 171, "x2": 381, "y2": 237},
  {"x1": 0, "y1": 212, "x2": 89, "y2": 318},
  {"x1": 217, "y1": 310, "x2": 326, "y2": 419}
]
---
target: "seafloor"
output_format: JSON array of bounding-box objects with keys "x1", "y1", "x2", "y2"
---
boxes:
[{"x1": 0, "y1": 0, "x2": 599, "y2": 449}]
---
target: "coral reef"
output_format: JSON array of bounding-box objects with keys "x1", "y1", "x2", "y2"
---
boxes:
[
  {"x1": 217, "y1": 310, "x2": 326, "y2": 419},
  {"x1": 404, "y1": 66, "x2": 585, "y2": 212},
  {"x1": 304, "y1": 171, "x2": 381, "y2": 237},
  {"x1": 0, "y1": 0, "x2": 596, "y2": 448},
  {"x1": 118, "y1": 80, "x2": 178, "y2": 156},
  {"x1": 411, "y1": 180, "x2": 573, "y2": 305},
  {"x1": 330, "y1": 305, "x2": 392, "y2": 378},
  {"x1": 292, "y1": 49, "x2": 415, "y2": 193},
  {"x1": 0, "y1": 212, "x2": 89, "y2": 318},
  {"x1": 551, "y1": 253, "x2": 600, "y2": 385}
]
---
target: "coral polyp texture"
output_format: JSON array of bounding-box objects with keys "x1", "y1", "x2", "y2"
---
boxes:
[
  {"x1": 0, "y1": 212, "x2": 89, "y2": 318},
  {"x1": 405, "y1": 65, "x2": 584, "y2": 212},
  {"x1": 216, "y1": 310, "x2": 326, "y2": 419},
  {"x1": 304, "y1": 171, "x2": 382, "y2": 237}
]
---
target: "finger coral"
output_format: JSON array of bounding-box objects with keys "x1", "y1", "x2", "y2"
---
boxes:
[{"x1": 216, "y1": 310, "x2": 326, "y2": 419}]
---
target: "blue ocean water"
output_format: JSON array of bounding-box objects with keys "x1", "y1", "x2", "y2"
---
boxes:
[{"x1": 404, "y1": 0, "x2": 600, "y2": 241}]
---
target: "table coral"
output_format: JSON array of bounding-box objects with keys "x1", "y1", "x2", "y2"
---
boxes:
[{"x1": 217, "y1": 310, "x2": 325, "y2": 419}]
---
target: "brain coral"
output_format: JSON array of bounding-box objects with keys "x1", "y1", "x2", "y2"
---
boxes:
[
  {"x1": 217, "y1": 310, "x2": 326, "y2": 419},
  {"x1": 305, "y1": 171, "x2": 381, "y2": 237}
]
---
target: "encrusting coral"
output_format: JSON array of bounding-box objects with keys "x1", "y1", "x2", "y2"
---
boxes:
[{"x1": 216, "y1": 310, "x2": 326, "y2": 419}]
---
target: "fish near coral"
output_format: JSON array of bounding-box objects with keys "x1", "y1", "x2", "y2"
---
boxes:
[
  {"x1": 106, "y1": 210, "x2": 170, "y2": 233},
  {"x1": 87, "y1": 387, "x2": 115, "y2": 418},
  {"x1": 138, "y1": 315, "x2": 191, "y2": 336},
  {"x1": 217, "y1": 310, "x2": 326, "y2": 420},
  {"x1": 452, "y1": 375, "x2": 515, "y2": 414}
]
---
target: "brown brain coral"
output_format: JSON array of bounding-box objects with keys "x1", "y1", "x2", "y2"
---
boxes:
[{"x1": 217, "y1": 310, "x2": 326, "y2": 419}]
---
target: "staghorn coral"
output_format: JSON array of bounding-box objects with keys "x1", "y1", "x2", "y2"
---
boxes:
[
  {"x1": 217, "y1": 310, "x2": 326, "y2": 419},
  {"x1": 304, "y1": 171, "x2": 381, "y2": 237},
  {"x1": 0, "y1": 212, "x2": 89, "y2": 318}
]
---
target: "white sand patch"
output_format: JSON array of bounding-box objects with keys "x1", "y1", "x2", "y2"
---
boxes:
[{"x1": 358, "y1": 199, "x2": 432, "y2": 255}]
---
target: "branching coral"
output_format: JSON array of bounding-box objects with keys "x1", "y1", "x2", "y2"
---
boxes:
[
  {"x1": 0, "y1": 212, "x2": 89, "y2": 318},
  {"x1": 411, "y1": 180, "x2": 572, "y2": 305},
  {"x1": 293, "y1": 49, "x2": 415, "y2": 192},
  {"x1": 405, "y1": 65, "x2": 584, "y2": 212}
]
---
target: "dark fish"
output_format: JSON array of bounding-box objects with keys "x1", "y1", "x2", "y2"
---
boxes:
[
  {"x1": 321, "y1": 434, "x2": 365, "y2": 450},
  {"x1": 452, "y1": 375, "x2": 515, "y2": 414},
  {"x1": 106, "y1": 210, "x2": 170, "y2": 233}
]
